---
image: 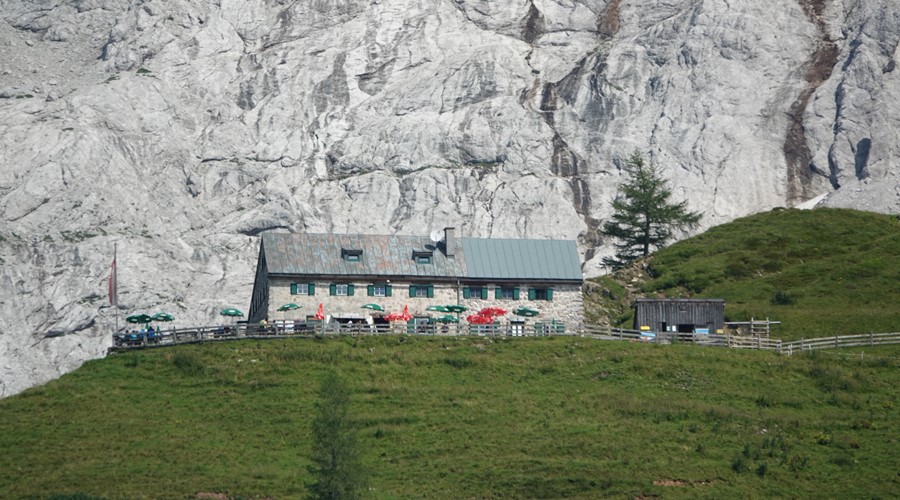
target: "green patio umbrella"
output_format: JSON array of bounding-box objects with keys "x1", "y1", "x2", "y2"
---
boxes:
[
  {"x1": 151, "y1": 312, "x2": 175, "y2": 322},
  {"x1": 436, "y1": 314, "x2": 459, "y2": 323},
  {"x1": 361, "y1": 303, "x2": 384, "y2": 312},
  {"x1": 445, "y1": 305, "x2": 467, "y2": 313},
  {"x1": 277, "y1": 303, "x2": 301, "y2": 312},
  {"x1": 151, "y1": 312, "x2": 175, "y2": 332},
  {"x1": 513, "y1": 307, "x2": 540, "y2": 318},
  {"x1": 126, "y1": 314, "x2": 153, "y2": 325},
  {"x1": 426, "y1": 305, "x2": 451, "y2": 312},
  {"x1": 220, "y1": 308, "x2": 244, "y2": 318}
]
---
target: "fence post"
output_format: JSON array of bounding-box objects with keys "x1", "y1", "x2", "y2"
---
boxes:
[{"x1": 757, "y1": 335, "x2": 761, "y2": 350}]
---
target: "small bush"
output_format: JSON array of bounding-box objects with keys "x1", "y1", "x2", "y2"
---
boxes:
[
  {"x1": 136, "y1": 67, "x2": 152, "y2": 74},
  {"x1": 788, "y1": 454, "x2": 809, "y2": 472},
  {"x1": 172, "y1": 351, "x2": 204, "y2": 375},
  {"x1": 756, "y1": 462, "x2": 768, "y2": 476},
  {"x1": 771, "y1": 289, "x2": 795, "y2": 305},
  {"x1": 125, "y1": 354, "x2": 139, "y2": 368},
  {"x1": 443, "y1": 357, "x2": 474, "y2": 369},
  {"x1": 830, "y1": 453, "x2": 854, "y2": 467}
]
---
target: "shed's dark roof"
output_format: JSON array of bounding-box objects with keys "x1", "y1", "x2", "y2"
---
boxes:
[
  {"x1": 460, "y1": 238, "x2": 582, "y2": 281},
  {"x1": 261, "y1": 232, "x2": 582, "y2": 282},
  {"x1": 262, "y1": 233, "x2": 465, "y2": 278}
]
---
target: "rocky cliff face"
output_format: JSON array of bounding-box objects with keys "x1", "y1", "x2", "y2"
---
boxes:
[{"x1": 1, "y1": 0, "x2": 897, "y2": 397}]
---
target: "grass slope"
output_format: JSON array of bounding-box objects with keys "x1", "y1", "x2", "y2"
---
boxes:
[
  {"x1": 591, "y1": 208, "x2": 900, "y2": 339},
  {"x1": 1, "y1": 336, "x2": 898, "y2": 498}
]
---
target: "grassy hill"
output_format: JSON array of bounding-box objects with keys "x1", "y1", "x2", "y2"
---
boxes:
[
  {"x1": 1, "y1": 336, "x2": 898, "y2": 498},
  {"x1": 585, "y1": 208, "x2": 900, "y2": 339}
]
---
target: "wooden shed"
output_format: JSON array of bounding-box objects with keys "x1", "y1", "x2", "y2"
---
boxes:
[{"x1": 634, "y1": 298, "x2": 725, "y2": 334}]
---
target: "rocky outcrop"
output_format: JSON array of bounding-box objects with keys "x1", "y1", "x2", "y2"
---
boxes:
[{"x1": 1, "y1": 0, "x2": 898, "y2": 397}]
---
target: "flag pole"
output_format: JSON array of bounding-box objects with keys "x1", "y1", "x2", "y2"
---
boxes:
[{"x1": 110, "y1": 243, "x2": 119, "y2": 335}]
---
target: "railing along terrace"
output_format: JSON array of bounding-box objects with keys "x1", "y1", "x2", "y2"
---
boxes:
[{"x1": 109, "y1": 323, "x2": 900, "y2": 356}]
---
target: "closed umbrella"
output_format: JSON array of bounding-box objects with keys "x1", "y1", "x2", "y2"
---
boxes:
[{"x1": 314, "y1": 303, "x2": 325, "y2": 321}]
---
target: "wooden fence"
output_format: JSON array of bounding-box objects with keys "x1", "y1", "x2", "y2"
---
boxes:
[
  {"x1": 108, "y1": 323, "x2": 900, "y2": 356},
  {"x1": 780, "y1": 332, "x2": 900, "y2": 355}
]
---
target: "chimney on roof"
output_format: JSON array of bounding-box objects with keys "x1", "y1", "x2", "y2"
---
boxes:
[{"x1": 443, "y1": 227, "x2": 456, "y2": 257}]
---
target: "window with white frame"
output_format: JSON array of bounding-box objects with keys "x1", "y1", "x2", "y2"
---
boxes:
[
  {"x1": 291, "y1": 283, "x2": 314, "y2": 296},
  {"x1": 330, "y1": 283, "x2": 354, "y2": 296}
]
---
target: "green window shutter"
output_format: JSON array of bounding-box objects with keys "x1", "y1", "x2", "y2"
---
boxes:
[
  {"x1": 495, "y1": 287, "x2": 502, "y2": 300},
  {"x1": 347, "y1": 284, "x2": 355, "y2": 296},
  {"x1": 427, "y1": 285, "x2": 434, "y2": 298},
  {"x1": 308, "y1": 283, "x2": 315, "y2": 296},
  {"x1": 409, "y1": 285, "x2": 416, "y2": 298},
  {"x1": 513, "y1": 288, "x2": 520, "y2": 300},
  {"x1": 463, "y1": 287, "x2": 471, "y2": 299},
  {"x1": 385, "y1": 285, "x2": 392, "y2": 297},
  {"x1": 290, "y1": 283, "x2": 298, "y2": 295},
  {"x1": 528, "y1": 288, "x2": 536, "y2": 300},
  {"x1": 367, "y1": 285, "x2": 374, "y2": 296},
  {"x1": 481, "y1": 287, "x2": 488, "y2": 300},
  {"x1": 546, "y1": 288, "x2": 554, "y2": 301},
  {"x1": 329, "y1": 283, "x2": 337, "y2": 296}
]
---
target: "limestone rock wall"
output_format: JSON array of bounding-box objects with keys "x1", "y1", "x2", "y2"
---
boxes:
[{"x1": 1, "y1": 0, "x2": 898, "y2": 397}]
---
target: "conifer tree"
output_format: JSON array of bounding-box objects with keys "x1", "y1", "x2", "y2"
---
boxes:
[
  {"x1": 602, "y1": 151, "x2": 702, "y2": 269},
  {"x1": 308, "y1": 371, "x2": 368, "y2": 500}
]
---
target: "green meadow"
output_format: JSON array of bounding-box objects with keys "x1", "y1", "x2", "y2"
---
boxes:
[
  {"x1": 1, "y1": 336, "x2": 897, "y2": 498},
  {"x1": 590, "y1": 208, "x2": 900, "y2": 339}
]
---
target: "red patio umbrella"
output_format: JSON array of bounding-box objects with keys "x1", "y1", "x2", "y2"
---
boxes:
[
  {"x1": 478, "y1": 307, "x2": 507, "y2": 318},
  {"x1": 385, "y1": 305, "x2": 413, "y2": 322},
  {"x1": 466, "y1": 313, "x2": 494, "y2": 324}
]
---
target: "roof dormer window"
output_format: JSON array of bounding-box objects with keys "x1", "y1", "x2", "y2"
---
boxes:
[
  {"x1": 413, "y1": 250, "x2": 433, "y2": 264},
  {"x1": 342, "y1": 248, "x2": 363, "y2": 262}
]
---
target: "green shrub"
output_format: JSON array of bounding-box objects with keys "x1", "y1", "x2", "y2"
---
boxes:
[
  {"x1": 442, "y1": 357, "x2": 474, "y2": 369},
  {"x1": 771, "y1": 289, "x2": 795, "y2": 305},
  {"x1": 172, "y1": 351, "x2": 204, "y2": 375}
]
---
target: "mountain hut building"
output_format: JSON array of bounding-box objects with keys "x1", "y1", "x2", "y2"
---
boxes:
[{"x1": 248, "y1": 227, "x2": 584, "y2": 330}]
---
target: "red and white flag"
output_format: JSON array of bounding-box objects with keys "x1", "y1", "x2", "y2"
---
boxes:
[{"x1": 108, "y1": 251, "x2": 118, "y2": 306}]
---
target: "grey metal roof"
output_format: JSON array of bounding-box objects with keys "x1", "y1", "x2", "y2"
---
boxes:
[
  {"x1": 460, "y1": 238, "x2": 582, "y2": 281},
  {"x1": 262, "y1": 232, "x2": 583, "y2": 282},
  {"x1": 262, "y1": 232, "x2": 466, "y2": 278}
]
